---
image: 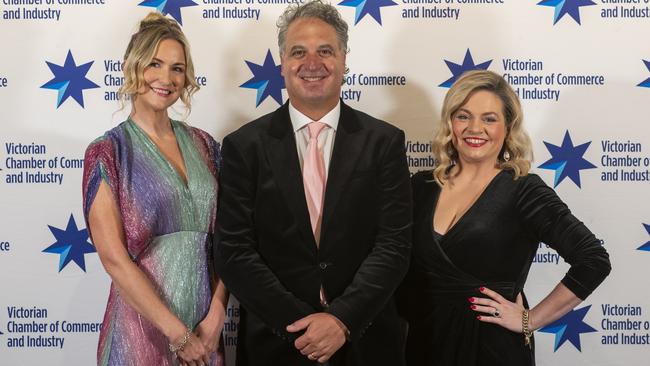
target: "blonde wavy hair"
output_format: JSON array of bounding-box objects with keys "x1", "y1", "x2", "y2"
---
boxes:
[
  {"x1": 432, "y1": 70, "x2": 533, "y2": 185},
  {"x1": 118, "y1": 12, "x2": 199, "y2": 114}
]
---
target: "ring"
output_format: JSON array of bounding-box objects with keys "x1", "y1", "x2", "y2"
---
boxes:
[
  {"x1": 309, "y1": 353, "x2": 318, "y2": 360},
  {"x1": 493, "y1": 310, "x2": 501, "y2": 318}
]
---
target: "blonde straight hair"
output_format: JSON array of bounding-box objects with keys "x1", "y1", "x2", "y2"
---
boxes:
[{"x1": 432, "y1": 70, "x2": 533, "y2": 185}]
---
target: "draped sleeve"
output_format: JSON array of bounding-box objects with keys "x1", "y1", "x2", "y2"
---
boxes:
[
  {"x1": 516, "y1": 173, "x2": 611, "y2": 299},
  {"x1": 82, "y1": 133, "x2": 120, "y2": 241},
  {"x1": 186, "y1": 126, "x2": 221, "y2": 236},
  {"x1": 188, "y1": 126, "x2": 221, "y2": 179}
]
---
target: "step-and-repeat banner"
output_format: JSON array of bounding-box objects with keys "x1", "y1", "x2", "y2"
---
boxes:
[{"x1": 1, "y1": 1, "x2": 649, "y2": 365}]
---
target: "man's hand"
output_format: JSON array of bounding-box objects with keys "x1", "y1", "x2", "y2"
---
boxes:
[{"x1": 286, "y1": 313, "x2": 347, "y2": 363}]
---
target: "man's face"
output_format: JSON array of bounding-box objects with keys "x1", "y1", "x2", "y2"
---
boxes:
[{"x1": 281, "y1": 17, "x2": 346, "y2": 113}]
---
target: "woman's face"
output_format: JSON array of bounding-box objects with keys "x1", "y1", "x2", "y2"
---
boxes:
[
  {"x1": 451, "y1": 90, "x2": 507, "y2": 167},
  {"x1": 134, "y1": 38, "x2": 186, "y2": 113}
]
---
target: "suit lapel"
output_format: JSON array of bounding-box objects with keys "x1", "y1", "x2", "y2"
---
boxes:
[
  {"x1": 264, "y1": 103, "x2": 316, "y2": 249},
  {"x1": 321, "y1": 102, "x2": 364, "y2": 241}
]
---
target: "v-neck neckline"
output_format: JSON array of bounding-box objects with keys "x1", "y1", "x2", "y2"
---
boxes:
[
  {"x1": 431, "y1": 169, "x2": 505, "y2": 238},
  {"x1": 128, "y1": 118, "x2": 190, "y2": 189}
]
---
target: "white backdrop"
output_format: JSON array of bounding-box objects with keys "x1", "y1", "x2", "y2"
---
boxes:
[{"x1": 1, "y1": 1, "x2": 649, "y2": 365}]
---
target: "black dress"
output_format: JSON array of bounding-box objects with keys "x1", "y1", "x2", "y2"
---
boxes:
[{"x1": 397, "y1": 170, "x2": 611, "y2": 366}]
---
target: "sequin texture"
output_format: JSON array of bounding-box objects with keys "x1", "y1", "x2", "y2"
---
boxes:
[{"x1": 83, "y1": 119, "x2": 224, "y2": 366}]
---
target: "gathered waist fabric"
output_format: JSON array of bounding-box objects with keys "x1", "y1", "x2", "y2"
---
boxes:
[{"x1": 422, "y1": 281, "x2": 518, "y2": 303}]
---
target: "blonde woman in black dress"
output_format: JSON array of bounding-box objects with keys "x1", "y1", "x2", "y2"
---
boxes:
[{"x1": 398, "y1": 70, "x2": 611, "y2": 365}]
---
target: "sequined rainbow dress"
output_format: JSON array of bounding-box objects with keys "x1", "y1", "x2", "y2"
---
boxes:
[{"x1": 83, "y1": 119, "x2": 224, "y2": 366}]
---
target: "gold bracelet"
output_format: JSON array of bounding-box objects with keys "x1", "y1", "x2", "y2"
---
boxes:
[
  {"x1": 169, "y1": 329, "x2": 192, "y2": 353},
  {"x1": 522, "y1": 309, "x2": 533, "y2": 349}
]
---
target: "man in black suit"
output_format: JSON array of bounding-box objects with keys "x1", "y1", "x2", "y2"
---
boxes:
[{"x1": 215, "y1": 1, "x2": 412, "y2": 365}]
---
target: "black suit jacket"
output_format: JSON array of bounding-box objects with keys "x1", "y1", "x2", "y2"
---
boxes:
[{"x1": 215, "y1": 101, "x2": 412, "y2": 366}]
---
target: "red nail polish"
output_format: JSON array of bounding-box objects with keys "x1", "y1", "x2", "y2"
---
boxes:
[
  {"x1": 479, "y1": 287, "x2": 485, "y2": 292},
  {"x1": 470, "y1": 305, "x2": 477, "y2": 310},
  {"x1": 477, "y1": 315, "x2": 482, "y2": 320},
  {"x1": 468, "y1": 297, "x2": 475, "y2": 303}
]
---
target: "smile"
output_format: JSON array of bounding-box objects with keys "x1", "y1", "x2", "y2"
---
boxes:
[
  {"x1": 151, "y1": 87, "x2": 172, "y2": 96},
  {"x1": 300, "y1": 75, "x2": 327, "y2": 82},
  {"x1": 463, "y1": 137, "x2": 487, "y2": 147}
]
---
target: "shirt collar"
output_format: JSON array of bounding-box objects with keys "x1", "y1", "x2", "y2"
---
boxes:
[{"x1": 289, "y1": 100, "x2": 340, "y2": 133}]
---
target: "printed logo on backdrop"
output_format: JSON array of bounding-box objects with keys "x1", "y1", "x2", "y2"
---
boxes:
[
  {"x1": 240, "y1": 50, "x2": 285, "y2": 107},
  {"x1": 439, "y1": 49, "x2": 492, "y2": 88},
  {"x1": 598, "y1": 61, "x2": 650, "y2": 183},
  {"x1": 342, "y1": 71, "x2": 408, "y2": 103},
  {"x1": 600, "y1": 138, "x2": 648, "y2": 182},
  {"x1": 405, "y1": 140, "x2": 434, "y2": 172},
  {"x1": 102, "y1": 59, "x2": 125, "y2": 102},
  {"x1": 401, "y1": 0, "x2": 506, "y2": 21},
  {"x1": 600, "y1": 1, "x2": 650, "y2": 19},
  {"x1": 637, "y1": 223, "x2": 650, "y2": 251},
  {"x1": 338, "y1": 0, "x2": 397, "y2": 25},
  {"x1": 41, "y1": 50, "x2": 99, "y2": 108},
  {"x1": 42, "y1": 214, "x2": 96, "y2": 273},
  {"x1": 0, "y1": 238, "x2": 10, "y2": 254},
  {"x1": 1, "y1": 0, "x2": 107, "y2": 21},
  {"x1": 538, "y1": 131, "x2": 596, "y2": 188},
  {"x1": 600, "y1": 303, "x2": 650, "y2": 346},
  {"x1": 0, "y1": 73, "x2": 7, "y2": 90},
  {"x1": 533, "y1": 242, "x2": 564, "y2": 266},
  {"x1": 538, "y1": 131, "x2": 647, "y2": 186},
  {"x1": 537, "y1": 0, "x2": 596, "y2": 25},
  {"x1": 638, "y1": 59, "x2": 650, "y2": 88},
  {"x1": 539, "y1": 305, "x2": 597, "y2": 352},
  {"x1": 3, "y1": 305, "x2": 102, "y2": 349},
  {"x1": 199, "y1": 0, "x2": 271, "y2": 21},
  {"x1": 500, "y1": 58, "x2": 605, "y2": 102},
  {"x1": 537, "y1": 1, "x2": 649, "y2": 22},
  {"x1": 223, "y1": 305, "x2": 240, "y2": 348},
  {"x1": 3, "y1": 142, "x2": 83, "y2": 185},
  {"x1": 139, "y1": 0, "x2": 198, "y2": 25}
]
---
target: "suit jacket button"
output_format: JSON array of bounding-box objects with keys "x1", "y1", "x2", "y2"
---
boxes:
[{"x1": 319, "y1": 262, "x2": 328, "y2": 270}]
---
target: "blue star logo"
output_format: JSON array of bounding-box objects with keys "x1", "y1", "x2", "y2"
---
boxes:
[
  {"x1": 41, "y1": 50, "x2": 99, "y2": 108},
  {"x1": 538, "y1": 131, "x2": 596, "y2": 188},
  {"x1": 637, "y1": 60, "x2": 650, "y2": 88},
  {"x1": 439, "y1": 49, "x2": 492, "y2": 88},
  {"x1": 537, "y1": 0, "x2": 596, "y2": 25},
  {"x1": 539, "y1": 305, "x2": 597, "y2": 351},
  {"x1": 637, "y1": 223, "x2": 650, "y2": 251},
  {"x1": 42, "y1": 214, "x2": 96, "y2": 272},
  {"x1": 338, "y1": 0, "x2": 397, "y2": 25},
  {"x1": 240, "y1": 49, "x2": 285, "y2": 107},
  {"x1": 138, "y1": 0, "x2": 198, "y2": 25}
]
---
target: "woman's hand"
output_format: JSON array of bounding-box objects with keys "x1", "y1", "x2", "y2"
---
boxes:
[
  {"x1": 469, "y1": 287, "x2": 525, "y2": 333},
  {"x1": 174, "y1": 332, "x2": 210, "y2": 366},
  {"x1": 195, "y1": 314, "x2": 224, "y2": 358}
]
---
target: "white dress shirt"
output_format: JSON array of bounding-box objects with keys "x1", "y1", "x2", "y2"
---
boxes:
[{"x1": 289, "y1": 100, "x2": 340, "y2": 175}]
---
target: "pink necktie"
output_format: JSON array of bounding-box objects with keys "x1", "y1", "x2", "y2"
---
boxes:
[{"x1": 303, "y1": 122, "x2": 327, "y2": 240}]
